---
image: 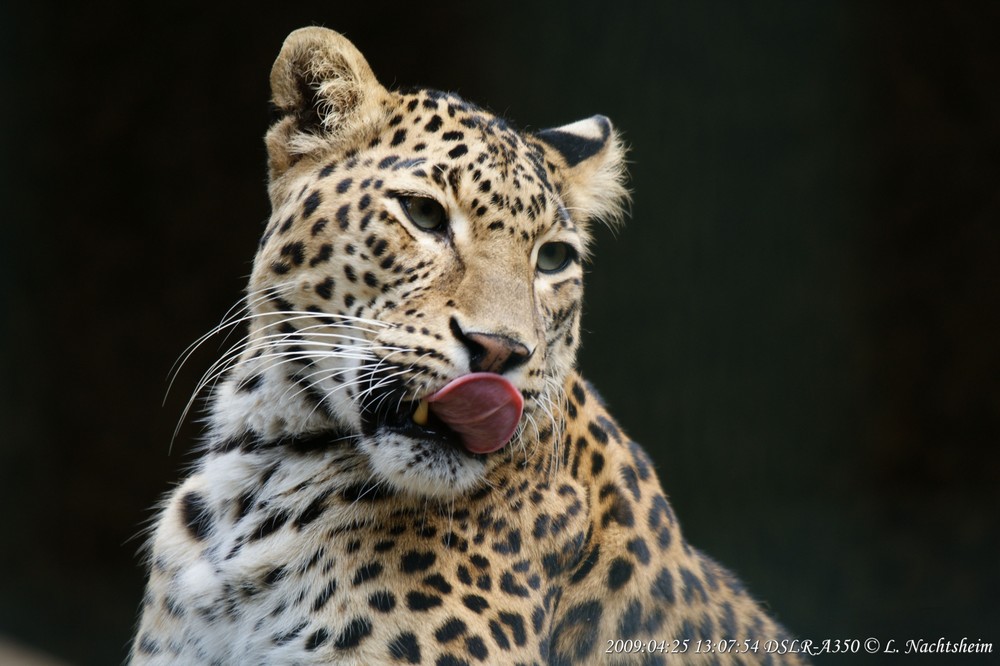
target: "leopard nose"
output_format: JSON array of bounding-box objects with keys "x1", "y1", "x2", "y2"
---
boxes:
[{"x1": 450, "y1": 317, "x2": 533, "y2": 375}]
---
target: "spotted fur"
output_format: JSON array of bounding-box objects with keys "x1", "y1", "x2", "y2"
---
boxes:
[{"x1": 132, "y1": 27, "x2": 808, "y2": 665}]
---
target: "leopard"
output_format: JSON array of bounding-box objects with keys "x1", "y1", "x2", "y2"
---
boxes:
[{"x1": 131, "y1": 27, "x2": 809, "y2": 666}]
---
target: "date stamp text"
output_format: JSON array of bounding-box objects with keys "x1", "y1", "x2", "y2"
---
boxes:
[{"x1": 605, "y1": 637, "x2": 993, "y2": 657}]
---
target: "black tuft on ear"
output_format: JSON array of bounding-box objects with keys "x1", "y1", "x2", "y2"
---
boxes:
[
  {"x1": 534, "y1": 115, "x2": 630, "y2": 234},
  {"x1": 536, "y1": 115, "x2": 612, "y2": 167}
]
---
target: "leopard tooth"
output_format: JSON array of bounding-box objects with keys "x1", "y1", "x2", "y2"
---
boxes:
[{"x1": 412, "y1": 399, "x2": 429, "y2": 426}]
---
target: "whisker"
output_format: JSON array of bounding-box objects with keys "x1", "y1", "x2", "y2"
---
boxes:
[
  {"x1": 166, "y1": 301, "x2": 390, "y2": 406},
  {"x1": 165, "y1": 285, "x2": 300, "y2": 398},
  {"x1": 170, "y1": 307, "x2": 400, "y2": 446}
]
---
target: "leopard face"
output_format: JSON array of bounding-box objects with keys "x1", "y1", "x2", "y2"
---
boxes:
[{"x1": 210, "y1": 28, "x2": 627, "y2": 499}]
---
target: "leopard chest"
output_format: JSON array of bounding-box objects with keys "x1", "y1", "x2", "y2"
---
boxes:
[{"x1": 165, "y1": 448, "x2": 591, "y2": 664}]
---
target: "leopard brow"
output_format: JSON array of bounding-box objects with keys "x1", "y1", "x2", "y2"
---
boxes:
[{"x1": 384, "y1": 188, "x2": 443, "y2": 201}]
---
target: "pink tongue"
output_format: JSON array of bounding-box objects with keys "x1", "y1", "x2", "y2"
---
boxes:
[{"x1": 426, "y1": 373, "x2": 524, "y2": 454}]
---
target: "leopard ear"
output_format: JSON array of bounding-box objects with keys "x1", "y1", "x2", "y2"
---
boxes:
[
  {"x1": 266, "y1": 27, "x2": 390, "y2": 179},
  {"x1": 535, "y1": 115, "x2": 630, "y2": 229}
]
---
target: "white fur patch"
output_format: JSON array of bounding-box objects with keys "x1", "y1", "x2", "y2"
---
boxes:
[{"x1": 359, "y1": 430, "x2": 489, "y2": 499}]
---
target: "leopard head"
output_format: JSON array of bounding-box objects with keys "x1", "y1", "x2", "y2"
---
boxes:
[{"x1": 213, "y1": 27, "x2": 628, "y2": 498}]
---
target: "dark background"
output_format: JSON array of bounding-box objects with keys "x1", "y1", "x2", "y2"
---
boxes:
[{"x1": 2, "y1": 1, "x2": 997, "y2": 664}]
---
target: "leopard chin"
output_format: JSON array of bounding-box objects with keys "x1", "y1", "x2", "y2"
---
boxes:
[{"x1": 358, "y1": 430, "x2": 490, "y2": 499}]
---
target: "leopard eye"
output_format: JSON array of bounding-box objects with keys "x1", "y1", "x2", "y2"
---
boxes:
[
  {"x1": 536, "y1": 242, "x2": 576, "y2": 273},
  {"x1": 399, "y1": 195, "x2": 447, "y2": 232}
]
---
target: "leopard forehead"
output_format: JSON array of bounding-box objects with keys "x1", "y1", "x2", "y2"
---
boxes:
[{"x1": 261, "y1": 88, "x2": 576, "y2": 274}]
